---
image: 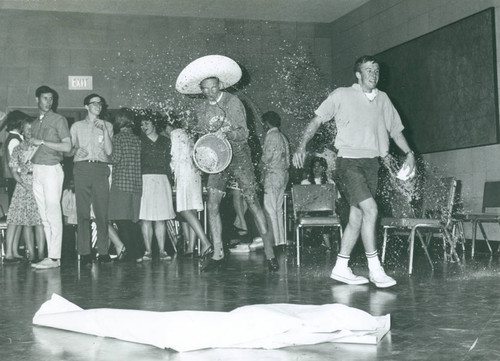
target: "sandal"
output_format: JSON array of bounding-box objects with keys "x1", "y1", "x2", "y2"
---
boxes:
[
  {"x1": 234, "y1": 226, "x2": 248, "y2": 236},
  {"x1": 117, "y1": 246, "x2": 127, "y2": 261}
]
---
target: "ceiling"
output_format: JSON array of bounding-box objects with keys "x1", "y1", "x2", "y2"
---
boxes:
[{"x1": 0, "y1": 0, "x2": 370, "y2": 23}]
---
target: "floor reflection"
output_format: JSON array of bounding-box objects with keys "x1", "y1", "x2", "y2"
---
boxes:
[{"x1": 1, "y1": 247, "x2": 500, "y2": 360}]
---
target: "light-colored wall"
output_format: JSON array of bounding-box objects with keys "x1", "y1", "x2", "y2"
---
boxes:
[{"x1": 329, "y1": 0, "x2": 500, "y2": 239}]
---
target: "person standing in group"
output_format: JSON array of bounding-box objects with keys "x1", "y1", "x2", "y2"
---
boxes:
[
  {"x1": 70, "y1": 94, "x2": 113, "y2": 266},
  {"x1": 2, "y1": 111, "x2": 24, "y2": 203},
  {"x1": 108, "y1": 108, "x2": 144, "y2": 262},
  {"x1": 138, "y1": 109, "x2": 175, "y2": 261},
  {"x1": 2, "y1": 111, "x2": 27, "y2": 263},
  {"x1": 2, "y1": 112, "x2": 45, "y2": 263},
  {"x1": 176, "y1": 55, "x2": 278, "y2": 271},
  {"x1": 30, "y1": 85, "x2": 71, "y2": 270},
  {"x1": 260, "y1": 111, "x2": 290, "y2": 249},
  {"x1": 292, "y1": 55, "x2": 415, "y2": 288},
  {"x1": 167, "y1": 112, "x2": 212, "y2": 261},
  {"x1": 7, "y1": 114, "x2": 46, "y2": 263}
]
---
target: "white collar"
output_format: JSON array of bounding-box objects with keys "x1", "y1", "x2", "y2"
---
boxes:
[
  {"x1": 353, "y1": 83, "x2": 379, "y2": 101},
  {"x1": 266, "y1": 127, "x2": 278, "y2": 135},
  {"x1": 209, "y1": 92, "x2": 224, "y2": 105}
]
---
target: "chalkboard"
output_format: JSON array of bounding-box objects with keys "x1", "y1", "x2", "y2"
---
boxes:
[{"x1": 376, "y1": 8, "x2": 498, "y2": 154}]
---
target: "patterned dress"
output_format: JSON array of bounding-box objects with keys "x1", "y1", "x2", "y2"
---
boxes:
[{"x1": 6, "y1": 142, "x2": 42, "y2": 226}]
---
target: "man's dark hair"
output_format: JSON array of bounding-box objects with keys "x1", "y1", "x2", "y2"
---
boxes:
[
  {"x1": 35, "y1": 85, "x2": 55, "y2": 98},
  {"x1": 6, "y1": 110, "x2": 31, "y2": 131},
  {"x1": 353, "y1": 55, "x2": 379, "y2": 74},
  {"x1": 262, "y1": 111, "x2": 281, "y2": 128},
  {"x1": 83, "y1": 93, "x2": 102, "y2": 106}
]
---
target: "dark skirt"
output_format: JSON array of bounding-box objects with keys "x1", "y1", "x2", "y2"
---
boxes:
[{"x1": 108, "y1": 186, "x2": 141, "y2": 223}]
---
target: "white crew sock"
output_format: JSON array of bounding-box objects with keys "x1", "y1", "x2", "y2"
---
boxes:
[
  {"x1": 366, "y1": 250, "x2": 381, "y2": 270},
  {"x1": 335, "y1": 254, "x2": 350, "y2": 269}
]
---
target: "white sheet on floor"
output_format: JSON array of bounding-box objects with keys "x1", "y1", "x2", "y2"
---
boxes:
[{"x1": 32, "y1": 293, "x2": 390, "y2": 352}]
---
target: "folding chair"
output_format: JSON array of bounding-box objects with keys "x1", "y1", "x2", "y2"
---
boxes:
[
  {"x1": 166, "y1": 219, "x2": 179, "y2": 254},
  {"x1": 381, "y1": 177, "x2": 457, "y2": 275},
  {"x1": 292, "y1": 184, "x2": 342, "y2": 266},
  {"x1": 459, "y1": 181, "x2": 500, "y2": 257}
]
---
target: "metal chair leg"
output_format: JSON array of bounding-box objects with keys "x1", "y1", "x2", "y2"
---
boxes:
[
  {"x1": 408, "y1": 228, "x2": 416, "y2": 275},
  {"x1": 296, "y1": 226, "x2": 301, "y2": 266},
  {"x1": 416, "y1": 229, "x2": 433, "y2": 270},
  {"x1": 478, "y1": 222, "x2": 493, "y2": 254},
  {"x1": 456, "y1": 221, "x2": 466, "y2": 253},
  {"x1": 443, "y1": 227, "x2": 459, "y2": 262},
  {"x1": 381, "y1": 227, "x2": 388, "y2": 264},
  {"x1": 471, "y1": 220, "x2": 478, "y2": 258}
]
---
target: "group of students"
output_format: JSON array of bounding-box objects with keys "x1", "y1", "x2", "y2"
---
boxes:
[
  {"x1": 1, "y1": 87, "x2": 215, "y2": 269},
  {"x1": 3, "y1": 53, "x2": 416, "y2": 288}
]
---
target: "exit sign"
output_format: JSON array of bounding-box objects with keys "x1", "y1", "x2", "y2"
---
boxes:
[{"x1": 68, "y1": 76, "x2": 93, "y2": 90}]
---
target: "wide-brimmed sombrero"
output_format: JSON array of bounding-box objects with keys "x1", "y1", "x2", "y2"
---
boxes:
[{"x1": 175, "y1": 55, "x2": 242, "y2": 95}]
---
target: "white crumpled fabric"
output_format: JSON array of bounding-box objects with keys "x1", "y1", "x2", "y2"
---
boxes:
[{"x1": 33, "y1": 294, "x2": 390, "y2": 352}]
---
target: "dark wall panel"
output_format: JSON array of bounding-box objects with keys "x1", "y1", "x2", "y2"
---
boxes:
[{"x1": 377, "y1": 8, "x2": 498, "y2": 154}]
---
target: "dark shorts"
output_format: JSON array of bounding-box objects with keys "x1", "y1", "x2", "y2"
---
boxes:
[
  {"x1": 335, "y1": 157, "x2": 379, "y2": 207},
  {"x1": 207, "y1": 142, "x2": 259, "y2": 201}
]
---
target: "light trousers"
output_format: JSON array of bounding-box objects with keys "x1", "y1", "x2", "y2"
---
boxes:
[
  {"x1": 263, "y1": 171, "x2": 288, "y2": 246},
  {"x1": 32, "y1": 164, "x2": 64, "y2": 259}
]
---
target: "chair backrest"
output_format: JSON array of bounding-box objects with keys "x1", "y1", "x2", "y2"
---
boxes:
[
  {"x1": 482, "y1": 181, "x2": 500, "y2": 213},
  {"x1": 291, "y1": 184, "x2": 336, "y2": 218},
  {"x1": 421, "y1": 176, "x2": 457, "y2": 227}
]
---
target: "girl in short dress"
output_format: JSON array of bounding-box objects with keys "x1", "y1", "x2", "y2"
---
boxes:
[
  {"x1": 167, "y1": 114, "x2": 212, "y2": 258},
  {"x1": 7, "y1": 116, "x2": 45, "y2": 262},
  {"x1": 138, "y1": 109, "x2": 175, "y2": 261}
]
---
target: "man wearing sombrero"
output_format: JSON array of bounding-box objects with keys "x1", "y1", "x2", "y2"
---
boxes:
[{"x1": 176, "y1": 55, "x2": 278, "y2": 271}]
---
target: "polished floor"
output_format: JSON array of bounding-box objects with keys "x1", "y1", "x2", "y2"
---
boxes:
[{"x1": 1, "y1": 239, "x2": 500, "y2": 361}]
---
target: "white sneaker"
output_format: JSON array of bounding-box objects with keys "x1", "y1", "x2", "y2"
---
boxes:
[
  {"x1": 229, "y1": 244, "x2": 251, "y2": 253},
  {"x1": 330, "y1": 266, "x2": 369, "y2": 285},
  {"x1": 249, "y1": 237, "x2": 264, "y2": 251},
  {"x1": 369, "y1": 266, "x2": 397, "y2": 288},
  {"x1": 33, "y1": 258, "x2": 60, "y2": 269}
]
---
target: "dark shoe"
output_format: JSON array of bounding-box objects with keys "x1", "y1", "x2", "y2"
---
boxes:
[
  {"x1": 182, "y1": 252, "x2": 194, "y2": 258},
  {"x1": 268, "y1": 258, "x2": 279, "y2": 271},
  {"x1": 200, "y1": 247, "x2": 214, "y2": 260},
  {"x1": 98, "y1": 254, "x2": 113, "y2": 264},
  {"x1": 274, "y1": 244, "x2": 287, "y2": 253},
  {"x1": 3, "y1": 257, "x2": 21, "y2": 264},
  {"x1": 200, "y1": 257, "x2": 224, "y2": 272},
  {"x1": 80, "y1": 254, "x2": 93, "y2": 267}
]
